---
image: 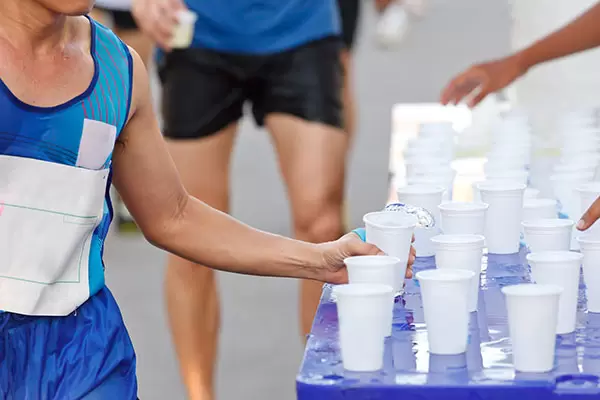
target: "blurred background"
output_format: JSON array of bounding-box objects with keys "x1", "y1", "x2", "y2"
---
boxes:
[{"x1": 97, "y1": 0, "x2": 600, "y2": 398}]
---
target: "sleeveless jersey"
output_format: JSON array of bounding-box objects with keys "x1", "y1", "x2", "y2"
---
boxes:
[{"x1": 0, "y1": 17, "x2": 133, "y2": 316}]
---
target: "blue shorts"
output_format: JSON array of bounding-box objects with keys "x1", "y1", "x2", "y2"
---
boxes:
[{"x1": 0, "y1": 286, "x2": 137, "y2": 399}]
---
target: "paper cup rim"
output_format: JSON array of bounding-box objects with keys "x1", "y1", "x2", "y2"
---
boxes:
[
  {"x1": 363, "y1": 211, "x2": 418, "y2": 230},
  {"x1": 523, "y1": 198, "x2": 557, "y2": 208},
  {"x1": 430, "y1": 234, "x2": 485, "y2": 246},
  {"x1": 576, "y1": 182, "x2": 600, "y2": 193},
  {"x1": 397, "y1": 184, "x2": 446, "y2": 195},
  {"x1": 501, "y1": 283, "x2": 563, "y2": 297},
  {"x1": 526, "y1": 251, "x2": 583, "y2": 264},
  {"x1": 332, "y1": 283, "x2": 394, "y2": 297},
  {"x1": 416, "y1": 269, "x2": 474, "y2": 282},
  {"x1": 344, "y1": 255, "x2": 402, "y2": 267},
  {"x1": 521, "y1": 219, "x2": 574, "y2": 230},
  {"x1": 438, "y1": 201, "x2": 489, "y2": 212},
  {"x1": 477, "y1": 182, "x2": 527, "y2": 192},
  {"x1": 577, "y1": 235, "x2": 600, "y2": 246}
]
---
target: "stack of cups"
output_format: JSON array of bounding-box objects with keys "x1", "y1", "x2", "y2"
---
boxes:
[
  {"x1": 438, "y1": 202, "x2": 488, "y2": 236},
  {"x1": 576, "y1": 182, "x2": 600, "y2": 237},
  {"x1": 431, "y1": 234, "x2": 485, "y2": 312},
  {"x1": 416, "y1": 269, "x2": 475, "y2": 355},
  {"x1": 526, "y1": 251, "x2": 582, "y2": 334},
  {"x1": 363, "y1": 211, "x2": 417, "y2": 294},
  {"x1": 551, "y1": 171, "x2": 594, "y2": 219},
  {"x1": 396, "y1": 184, "x2": 445, "y2": 257},
  {"x1": 502, "y1": 284, "x2": 563, "y2": 372},
  {"x1": 403, "y1": 125, "x2": 456, "y2": 200},
  {"x1": 578, "y1": 236, "x2": 600, "y2": 313},
  {"x1": 522, "y1": 219, "x2": 574, "y2": 252},
  {"x1": 478, "y1": 182, "x2": 526, "y2": 254},
  {"x1": 333, "y1": 283, "x2": 394, "y2": 371}
]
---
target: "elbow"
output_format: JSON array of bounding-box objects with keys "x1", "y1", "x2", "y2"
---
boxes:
[{"x1": 141, "y1": 192, "x2": 189, "y2": 251}]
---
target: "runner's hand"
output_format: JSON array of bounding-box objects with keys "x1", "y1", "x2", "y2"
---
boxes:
[
  {"x1": 440, "y1": 55, "x2": 525, "y2": 108},
  {"x1": 131, "y1": 0, "x2": 186, "y2": 51},
  {"x1": 578, "y1": 196, "x2": 600, "y2": 231},
  {"x1": 316, "y1": 232, "x2": 416, "y2": 284}
]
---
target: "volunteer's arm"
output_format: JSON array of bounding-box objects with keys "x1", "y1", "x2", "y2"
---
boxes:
[
  {"x1": 440, "y1": 1, "x2": 600, "y2": 107},
  {"x1": 110, "y1": 49, "x2": 383, "y2": 283}
]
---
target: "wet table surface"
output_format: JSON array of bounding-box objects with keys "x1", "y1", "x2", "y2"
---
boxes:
[{"x1": 296, "y1": 248, "x2": 600, "y2": 400}]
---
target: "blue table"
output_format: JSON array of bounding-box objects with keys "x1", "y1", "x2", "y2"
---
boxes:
[{"x1": 297, "y1": 248, "x2": 600, "y2": 399}]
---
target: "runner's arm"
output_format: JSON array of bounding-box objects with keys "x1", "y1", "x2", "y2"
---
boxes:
[
  {"x1": 111, "y1": 49, "x2": 326, "y2": 280},
  {"x1": 513, "y1": 2, "x2": 600, "y2": 72}
]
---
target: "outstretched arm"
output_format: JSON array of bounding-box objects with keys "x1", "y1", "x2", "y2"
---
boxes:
[
  {"x1": 441, "y1": 2, "x2": 600, "y2": 107},
  {"x1": 110, "y1": 48, "x2": 384, "y2": 283}
]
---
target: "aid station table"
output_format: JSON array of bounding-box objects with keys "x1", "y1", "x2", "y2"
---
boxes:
[{"x1": 297, "y1": 248, "x2": 600, "y2": 400}]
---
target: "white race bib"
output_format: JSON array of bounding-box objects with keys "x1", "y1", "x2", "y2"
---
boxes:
[{"x1": 0, "y1": 155, "x2": 108, "y2": 316}]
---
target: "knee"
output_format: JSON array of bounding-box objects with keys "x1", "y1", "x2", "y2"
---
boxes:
[{"x1": 294, "y1": 196, "x2": 344, "y2": 243}]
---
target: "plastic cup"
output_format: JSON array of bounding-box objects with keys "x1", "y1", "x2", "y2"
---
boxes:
[
  {"x1": 577, "y1": 236, "x2": 600, "y2": 312},
  {"x1": 523, "y1": 199, "x2": 557, "y2": 221},
  {"x1": 407, "y1": 173, "x2": 455, "y2": 201},
  {"x1": 430, "y1": 234, "x2": 484, "y2": 312},
  {"x1": 363, "y1": 211, "x2": 417, "y2": 292},
  {"x1": 485, "y1": 170, "x2": 529, "y2": 185},
  {"x1": 526, "y1": 252, "x2": 582, "y2": 334},
  {"x1": 404, "y1": 158, "x2": 448, "y2": 177},
  {"x1": 333, "y1": 284, "x2": 394, "y2": 371},
  {"x1": 524, "y1": 188, "x2": 540, "y2": 200},
  {"x1": 577, "y1": 182, "x2": 600, "y2": 237},
  {"x1": 438, "y1": 202, "x2": 488, "y2": 236},
  {"x1": 502, "y1": 284, "x2": 563, "y2": 372},
  {"x1": 345, "y1": 256, "x2": 401, "y2": 337},
  {"x1": 170, "y1": 10, "x2": 198, "y2": 49},
  {"x1": 416, "y1": 269, "x2": 475, "y2": 355},
  {"x1": 478, "y1": 182, "x2": 526, "y2": 254},
  {"x1": 522, "y1": 219, "x2": 574, "y2": 252},
  {"x1": 396, "y1": 184, "x2": 445, "y2": 257},
  {"x1": 551, "y1": 171, "x2": 594, "y2": 218}
]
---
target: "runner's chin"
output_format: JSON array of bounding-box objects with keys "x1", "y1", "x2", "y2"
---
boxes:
[{"x1": 40, "y1": 0, "x2": 95, "y2": 15}]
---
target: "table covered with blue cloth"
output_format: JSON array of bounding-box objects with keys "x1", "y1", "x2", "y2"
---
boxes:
[{"x1": 296, "y1": 248, "x2": 600, "y2": 400}]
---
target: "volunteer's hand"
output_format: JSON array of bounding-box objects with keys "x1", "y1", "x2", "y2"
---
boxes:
[
  {"x1": 577, "y1": 196, "x2": 600, "y2": 231},
  {"x1": 131, "y1": 0, "x2": 186, "y2": 51},
  {"x1": 440, "y1": 55, "x2": 526, "y2": 108},
  {"x1": 316, "y1": 231, "x2": 416, "y2": 284}
]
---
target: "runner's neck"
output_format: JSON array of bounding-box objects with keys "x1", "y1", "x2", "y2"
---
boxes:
[{"x1": 0, "y1": 0, "x2": 72, "y2": 56}]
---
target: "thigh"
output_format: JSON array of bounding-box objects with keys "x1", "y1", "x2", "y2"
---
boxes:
[{"x1": 1, "y1": 287, "x2": 137, "y2": 400}]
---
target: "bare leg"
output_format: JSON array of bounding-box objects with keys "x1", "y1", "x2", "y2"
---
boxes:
[
  {"x1": 266, "y1": 114, "x2": 348, "y2": 338},
  {"x1": 165, "y1": 125, "x2": 237, "y2": 400}
]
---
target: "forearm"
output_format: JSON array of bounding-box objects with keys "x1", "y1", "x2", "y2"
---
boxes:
[
  {"x1": 515, "y1": 2, "x2": 600, "y2": 72},
  {"x1": 150, "y1": 195, "x2": 325, "y2": 280}
]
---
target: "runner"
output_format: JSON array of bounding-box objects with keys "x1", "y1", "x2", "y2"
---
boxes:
[
  {"x1": 131, "y1": 0, "x2": 353, "y2": 398},
  {"x1": 0, "y1": 1, "x2": 414, "y2": 398}
]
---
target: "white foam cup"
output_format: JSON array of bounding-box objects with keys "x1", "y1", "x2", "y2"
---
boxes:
[
  {"x1": 430, "y1": 234, "x2": 484, "y2": 312},
  {"x1": 478, "y1": 182, "x2": 526, "y2": 254},
  {"x1": 485, "y1": 170, "x2": 529, "y2": 186},
  {"x1": 526, "y1": 251, "x2": 582, "y2": 334},
  {"x1": 438, "y1": 202, "x2": 488, "y2": 236},
  {"x1": 551, "y1": 171, "x2": 594, "y2": 218},
  {"x1": 523, "y1": 199, "x2": 557, "y2": 221},
  {"x1": 345, "y1": 255, "x2": 400, "y2": 337},
  {"x1": 417, "y1": 269, "x2": 474, "y2": 354},
  {"x1": 522, "y1": 219, "x2": 574, "y2": 252},
  {"x1": 524, "y1": 188, "x2": 540, "y2": 200},
  {"x1": 363, "y1": 211, "x2": 417, "y2": 292},
  {"x1": 502, "y1": 284, "x2": 562, "y2": 372},
  {"x1": 577, "y1": 182, "x2": 600, "y2": 237},
  {"x1": 396, "y1": 184, "x2": 445, "y2": 257},
  {"x1": 170, "y1": 10, "x2": 198, "y2": 49},
  {"x1": 577, "y1": 236, "x2": 600, "y2": 312},
  {"x1": 333, "y1": 284, "x2": 394, "y2": 371}
]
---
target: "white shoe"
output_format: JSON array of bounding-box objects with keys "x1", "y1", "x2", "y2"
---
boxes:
[{"x1": 375, "y1": 2, "x2": 410, "y2": 48}]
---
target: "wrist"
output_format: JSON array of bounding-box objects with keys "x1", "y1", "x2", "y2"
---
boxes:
[
  {"x1": 511, "y1": 50, "x2": 534, "y2": 76},
  {"x1": 281, "y1": 240, "x2": 325, "y2": 281}
]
